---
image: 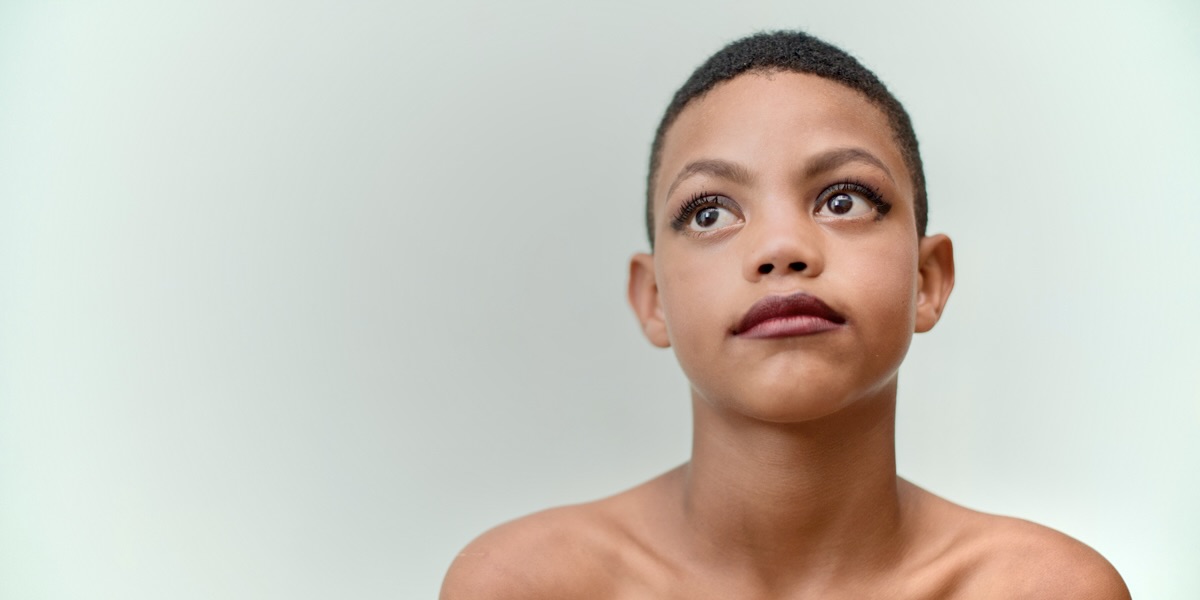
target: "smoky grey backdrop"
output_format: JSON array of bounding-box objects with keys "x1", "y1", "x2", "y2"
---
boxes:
[{"x1": 1, "y1": 1, "x2": 1197, "y2": 598}]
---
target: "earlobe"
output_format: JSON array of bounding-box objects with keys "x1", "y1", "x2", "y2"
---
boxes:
[
  {"x1": 627, "y1": 253, "x2": 671, "y2": 348},
  {"x1": 914, "y1": 234, "x2": 955, "y2": 333}
]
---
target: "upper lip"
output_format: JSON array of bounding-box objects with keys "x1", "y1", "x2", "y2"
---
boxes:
[{"x1": 733, "y1": 291, "x2": 846, "y2": 335}]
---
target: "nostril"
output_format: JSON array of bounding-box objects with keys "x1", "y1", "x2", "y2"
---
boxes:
[
  {"x1": 758, "y1": 264, "x2": 774, "y2": 275},
  {"x1": 789, "y1": 262, "x2": 807, "y2": 272}
]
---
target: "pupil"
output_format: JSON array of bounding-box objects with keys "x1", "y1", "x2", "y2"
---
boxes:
[
  {"x1": 696, "y1": 208, "x2": 719, "y2": 227},
  {"x1": 830, "y1": 195, "x2": 853, "y2": 214}
]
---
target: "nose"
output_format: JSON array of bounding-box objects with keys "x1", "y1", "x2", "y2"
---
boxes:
[
  {"x1": 755, "y1": 261, "x2": 808, "y2": 275},
  {"x1": 742, "y1": 210, "x2": 824, "y2": 282}
]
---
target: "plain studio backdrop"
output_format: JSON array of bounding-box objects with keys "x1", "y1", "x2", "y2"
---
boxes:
[{"x1": 1, "y1": 1, "x2": 1197, "y2": 598}]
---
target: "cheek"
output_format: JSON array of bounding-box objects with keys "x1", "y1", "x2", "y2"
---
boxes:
[
  {"x1": 841, "y1": 240, "x2": 921, "y2": 349},
  {"x1": 654, "y1": 250, "x2": 734, "y2": 370},
  {"x1": 657, "y1": 259, "x2": 716, "y2": 343},
  {"x1": 872, "y1": 254, "x2": 919, "y2": 311}
]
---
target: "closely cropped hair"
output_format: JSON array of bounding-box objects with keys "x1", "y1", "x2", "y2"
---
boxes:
[{"x1": 646, "y1": 31, "x2": 928, "y2": 246}]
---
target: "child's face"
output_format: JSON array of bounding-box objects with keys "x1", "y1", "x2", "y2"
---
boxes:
[{"x1": 629, "y1": 71, "x2": 953, "y2": 422}]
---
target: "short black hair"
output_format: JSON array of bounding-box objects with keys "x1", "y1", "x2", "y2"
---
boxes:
[{"x1": 645, "y1": 30, "x2": 927, "y2": 246}]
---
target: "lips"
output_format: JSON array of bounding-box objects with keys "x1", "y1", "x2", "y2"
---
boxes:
[{"x1": 733, "y1": 291, "x2": 846, "y2": 338}]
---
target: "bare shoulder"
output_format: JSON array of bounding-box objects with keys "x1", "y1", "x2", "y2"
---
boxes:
[
  {"x1": 966, "y1": 515, "x2": 1129, "y2": 599},
  {"x1": 439, "y1": 502, "x2": 621, "y2": 600},
  {"x1": 907, "y1": 484, "x2": 1130, "y2": 599},
  {"x1": 438, "y1": 468, "x2": 686, "y2": 600}
]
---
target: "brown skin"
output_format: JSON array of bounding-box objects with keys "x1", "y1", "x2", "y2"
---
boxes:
[{"x1": 441, "y1": 72, "x2": 1129, "y2": 599}]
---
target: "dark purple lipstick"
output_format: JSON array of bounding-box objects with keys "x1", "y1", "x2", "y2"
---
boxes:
[{"x1": 733, "y1": 292, "x2": 846, "y2": 339}]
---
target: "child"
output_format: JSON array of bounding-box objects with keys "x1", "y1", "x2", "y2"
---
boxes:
[{"x1": 441, "y1": 31, "x2": 1129, "y2": 599}]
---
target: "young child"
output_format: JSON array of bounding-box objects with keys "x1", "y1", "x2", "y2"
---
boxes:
[{"x1": 441, "y1": 31, "x2": 1129, "y2": 599}]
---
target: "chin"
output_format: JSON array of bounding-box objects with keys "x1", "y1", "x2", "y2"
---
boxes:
[
  {"x1": 693, "y1": 381, "x2": 858, "y2": 424},
  {"x1": 691, "y1": 372, "x2": 900, "y2": 426}
]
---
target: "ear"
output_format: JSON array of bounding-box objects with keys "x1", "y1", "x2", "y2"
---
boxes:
[
  {"x1": 914, "y1": 234, "x2": 955, "y2": 333},
  {"x1": 627, "y1": 253, "x2": 671, "y2": 348}
]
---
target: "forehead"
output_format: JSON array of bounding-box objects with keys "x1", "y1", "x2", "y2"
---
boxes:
[{"x1": 653, "y1": 71, "x2": 911, "y2": 209}]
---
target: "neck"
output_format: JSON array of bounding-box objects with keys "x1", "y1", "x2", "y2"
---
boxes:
[{"x1": 676, "y1": 378, "x2": 908, "y2": 587}]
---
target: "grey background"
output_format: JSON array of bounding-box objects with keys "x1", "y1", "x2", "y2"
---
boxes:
[{"x1": 1, "y1": 1, "x2": 1197, "y2": 598}]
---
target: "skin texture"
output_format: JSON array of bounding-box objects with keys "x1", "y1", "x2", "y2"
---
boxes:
[{"x1": 441, "y1": 72, "x2": 1129, "y2": 600}]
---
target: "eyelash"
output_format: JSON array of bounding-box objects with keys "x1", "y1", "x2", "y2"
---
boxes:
[
  {"x1": 668, "y1": 180, "x2": 893, "y2": 232},
  {"x1": 669, "y1": 191, "x2": 738, "y2": 232},
  {"x1": 818, "y1": 180, "x2": 892, "y2": 218}
]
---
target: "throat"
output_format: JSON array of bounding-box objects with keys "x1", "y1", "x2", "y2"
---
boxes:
[{"x1": 677, "y1": 386, "x2": 908, "y2": 580}]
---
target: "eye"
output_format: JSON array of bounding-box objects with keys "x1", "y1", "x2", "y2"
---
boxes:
[
  {"x1": 814, "y1": 183, "x2": 890, "y2": 220},
  {"x1": 818, "y1": 192, "x2": 872, "y2": 217},
  {"x1": 671, "y1": 194, "x2": 742, "y2": 233},
  {"x1": 691, "y1": 205, "x2": 737, "y2": 231}
]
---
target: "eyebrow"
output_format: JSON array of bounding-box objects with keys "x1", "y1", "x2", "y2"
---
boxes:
[
  {"x1": 663, "y1": 147, "x2": 895, "y2": 202},
  {"x1": 665, "y1": 159, "x2": 755, "y2": 201},
  {"x1": 804, "y1": 147, "x2": 895, "y2": 183}
]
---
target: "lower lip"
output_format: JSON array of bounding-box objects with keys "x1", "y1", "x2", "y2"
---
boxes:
[{"x1": 736, "y1": 315, "x2": 843, "y2": 339}]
